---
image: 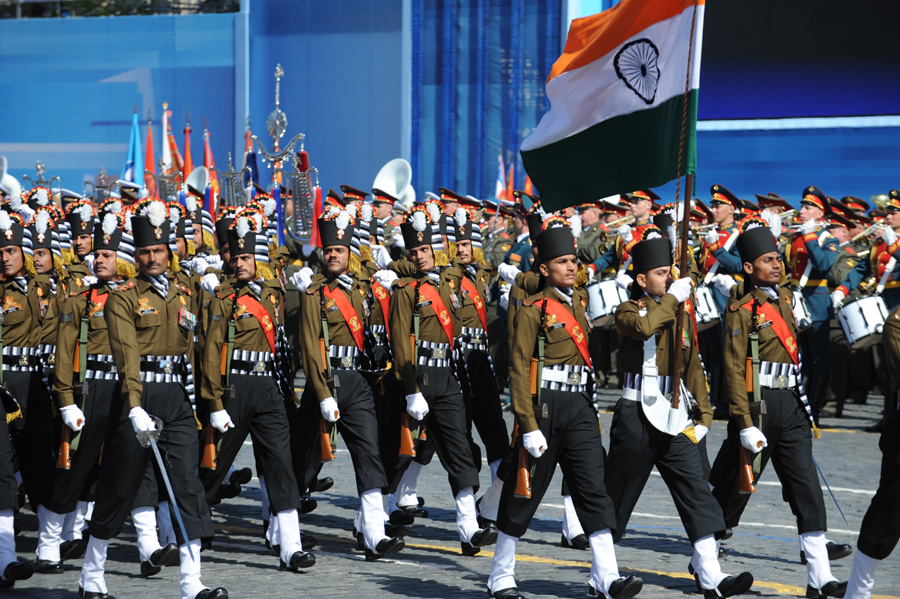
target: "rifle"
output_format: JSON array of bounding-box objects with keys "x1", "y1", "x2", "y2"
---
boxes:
[
  {"x1": 319, "y1": 286, "x2": 337, "y2": 462},
  {"x1": 59, "y1": 288, "x2": 91, "y2": 470},
  {"x1": 740, "y1": 298, "x2": 764, "y2": 494}
]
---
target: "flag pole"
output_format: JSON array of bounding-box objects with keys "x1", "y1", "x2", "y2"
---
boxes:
[{"x1": 670, "y1": 0, "x2": 700, "y2": 411}]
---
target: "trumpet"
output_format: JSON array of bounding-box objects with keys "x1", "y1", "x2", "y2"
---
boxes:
[
  {"x1": 850, "y1": 224, "x2": 883, "y2": 244},
  {"x1": 605, "y1": 215, "x2": 634, "y2": 229},
  {"x1": 693, "y1": 223, "x2": 718, "y2": 232}
]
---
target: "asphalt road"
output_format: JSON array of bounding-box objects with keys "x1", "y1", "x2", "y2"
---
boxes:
[{"x1": 8, "y1": 389, "x2": 898, "y2": 599}]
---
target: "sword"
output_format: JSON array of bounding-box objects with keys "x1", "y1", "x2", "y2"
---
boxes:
[
  {"x1": 812, "y1": 454, "x2": 849, "y2": 527},
  {"x1": 136, "y1": 416, "x2": 195, "y2": 559}
]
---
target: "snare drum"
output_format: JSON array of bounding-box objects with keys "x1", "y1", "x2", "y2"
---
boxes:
[
  {"x1": 792, "y1": 293, "x2": 813, "y2": 332},
  {"x1": 587, "y1": 279, "x2": 628, "y2": 328},
  {"x1": 837, "y1": 295, "x2": 888, "y2": 349},
  {"x1": 693, "y1": 285, "x2": 720, "y2": 332}
]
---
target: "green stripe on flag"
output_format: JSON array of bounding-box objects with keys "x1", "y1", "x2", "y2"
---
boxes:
[{"x1": 521, "y1": 90, "x2": 698, "y2": 212}]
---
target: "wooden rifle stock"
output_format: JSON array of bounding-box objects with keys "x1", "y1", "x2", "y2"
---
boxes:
[
  {"x1": 201, "y1": 427, "x2": 217, "y2": 470},
  {"x1": 739, "y1": 447, "x2": 756, "y2": 494},
  {"x1": 514, "y1": 447, "x2": 532, "y2": 499},
  {"x1": 57, "y1": 426, "x2": 72, "y2": 470},
  {"x1": 320, "y1": 419, "x2": 336, "y2": 461},
  {"x1": 399, "y1": 413, "x2": 416, "y2": 457}
]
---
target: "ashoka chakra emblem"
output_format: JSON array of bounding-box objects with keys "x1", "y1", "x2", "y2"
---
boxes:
[{"x1": 614, "y1": 39, "x2": 660, "y2": 105}]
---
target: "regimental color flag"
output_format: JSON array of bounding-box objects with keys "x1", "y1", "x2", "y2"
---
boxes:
[
  {"x1": 520, "y1": 0, "x2": 704, "y2": 212},
  {"x1": 494, "y1": 152, "x2": 506, "y2": 201},
  {"x1": 121, "y1": 108, "x2": 143, "y2": 184}
]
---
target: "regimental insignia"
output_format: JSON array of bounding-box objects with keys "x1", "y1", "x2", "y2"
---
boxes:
[
  {"x1": 103, "y1": 233, "x2": 111, "y2": 245},
  {"x1": 270, "y1": 294, "x2": 277, "y2": 305},
  {"x1": 438, "y1": 310, "x2": 451, "y2": 326},
  {"x1": 234, "y1": 304, "x2": 250, "y2": 318},
  {"x1": 153, "y1": 227, "x2": 162, "y2": 240},
  {"x1": 755, "y1": 314, "x2": 768, "y2": 329},
  {"x1": 374, "y1": 286, "x2": 387, "y2": 300},
  {"x1": 179, "y1": 295, "x2": 186, "y2": 306},
  {"x1": 786, "y1": 335, "x2": 797, "y2": 355},
  {"x1": 847, "y1": 259, "x2": 856, "y2": 268},
  {"x1": 37, "y1": 233, "x2": 45, "y2": 244},
  {"x1": 2, "y1": 295, "x2": 21, "y2": 314},
  {"x1": 81, "y1": 222, "x2": 89, "y2": 231},
  {"x1": 324, "y1": 297, "x2": 336, "y2": 311},
  {"x1": 572, "y1": 323, "x2": 585, "y2": 343},
  {"x1": 416, "y1": 231, "x2": 424, "y2": 242},
  {"x1": 3, "y1": 230, "x2": 12, "y2": 241},
  {"x1": 261, "y1": 314, "x2": 273, "y2": 331},
  {"x1": 544, "y1": 314, "x2": 559, "y2": 330},
  {"x1": 349, "y1": 315, "x2": 361, "y2": 333},
  {"x1": 336, "y1": 229, "x2": 345, "y2": 240},
  {"x1": 713, "y1": 185, "x2": 719, "y2": 192},
  {"x1": 458, "y1": 226, "x2": 465, "y2": 236},
  {"x1": 88, "y1": 301, "x2": 104, "y2": 318},
  {"x1": 137, "y1": 297, "x2": 158, "y2": 316},
  {"x1": 237, "y1": 238, "x2": 245, "y2": 249},
  {"x1": 473, "y1": 294, "x2": 483, "y2": 310}
]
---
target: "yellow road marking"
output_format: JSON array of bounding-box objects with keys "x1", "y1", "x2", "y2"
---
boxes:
[{"x1": 215, "y1": 525, "x2": 896, "y2": 598}]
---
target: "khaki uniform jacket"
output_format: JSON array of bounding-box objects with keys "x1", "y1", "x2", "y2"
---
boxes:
[
  {"x1": 390, "y1": 268, "x2": 464, "y2": 396},
  {"x1": 105, "y1": 274, "x2": 196, "y2": 410},
  {"x1": 511, "y1": 286, "x2": 590, "y2": 434},
  {"x1": 36, "y1": 275, "x2": 61, "y2": 348},
  {"x1": 615, "y1": 293, "x2": 712, "y2": 428},
  {"x1": 1, "y1": 276, "x2": 51, "y2": 348},
  {"x1": 202, "y1": 279, "x2": 286, "y2": 413},
  {"x1": 723, "y1": 286, "x2": 799, "y2": 429},
  {"x1": 300, "y1": 272, "x2": 371, "y2": 404},
  {"x1": 456, "y1": 261, "x2": 491, "y2": 331},
  {"x1": 54, "y1": 282, "x2": 115, "y2": 408}
]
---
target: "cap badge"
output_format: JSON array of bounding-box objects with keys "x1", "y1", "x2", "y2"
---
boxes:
[
  {"x1": 103, "y1": 233, "x2": 111, "y2": 245},
  {"x1": 4, "y1": 230, "x2": 12, "y2": 240},
  {"x1": 459, "y1": 226, "x2": 465, "y2": 236},
  {"x1": 416, "y1": 231, "x2": 424, "y2": 242},
  {"x1": 153, "y1": 227, "x2": 163, "y2": 240},
  {"x1": 336, "y1": 229, "x2": 345, "y2": 240},
  {"x1": 237, "y1": 238, "x2": 245, "y2": 249},
  {"x1": 81, "y1": 222, "x2": 88, "y2": 231},
  {"x1": 37, "y1": 233, "x2": 45, "y2": 243}
]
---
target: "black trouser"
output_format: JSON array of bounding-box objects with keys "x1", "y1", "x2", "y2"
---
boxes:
[
  {"x1": 699, "y1": 324, "x2": 725, "y2": 413},
  {"x1": 0, "y1": 409, "x2": 17, "y2": 511},
  {"x1": 605, "y1": 398, "x2": 725, "y2": 544},
  {"x1": 200, "y1": 373, "x2": 300, "y2": 512},
  {"x1": 89, "y1": 382, "x2": 214, "y2": 544},
  {"x1": 486, "y1": 304, "x2": 509, "y2": 390},
  {"x1": 44, "y1": 379, "x2": 118, "y2": 515},
  {"x1": 369, "y1": 372, "x2": 407, "y2": 494},
  {"x1": 294, "y1": 370, "x2": 388, "y2": 496},
  {"x1": 709, "y1": 388, "x2": 827, "y2": 533},
  {"x1": 459, "y1": 346, "x2": 509, "y2": 465},
  {"x1": 800, "y1": 320, "x2": 830, "y2": 421},
  {"x1": 590, "y1": 326, "x2": 620, "y2": 387},
  {"x1": 496, "y1": 387, "x2": 616, "y2": 539},
  {"x1": 6, "y1": 370, "x2": 55, "y2": 509},
  {"x1": 394, "y1": 365, "x2": 480, "y2": 497},
  {"x1": 857, "y1": 410, "x2": 900, "y2": 560}
]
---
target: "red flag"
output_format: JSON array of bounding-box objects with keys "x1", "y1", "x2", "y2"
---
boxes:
[
  {"x1": 183, "y1": 119, "x2": 194, "y2": 176},
  {"x1": 524, "y1": 174, "x2": 533, "y2": 196},
  {"x1": 165, "y1": 111, "x2": 184, "y2": 175},
  {"x1": 203, "y1": 128, "x2": 219, "y2": 196},
  {"x1": 144, "y1": 118, "x2": 157, "y2": 196},
  {"x1": 506, "y1": 163, "x2": 515, "y2": 202}
]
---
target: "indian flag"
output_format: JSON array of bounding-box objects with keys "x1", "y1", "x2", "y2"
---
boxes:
[{"x1": 521, "y1": 0, "x2": 704, "y2": 211}]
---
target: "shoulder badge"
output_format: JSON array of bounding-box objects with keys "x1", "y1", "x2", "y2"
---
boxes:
[{"x1": 115, "y1": 281, "x2": 135, "y2": 291}]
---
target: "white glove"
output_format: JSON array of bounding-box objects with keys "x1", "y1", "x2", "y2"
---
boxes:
[
  {"x1": 667, "y1": 277, "x2": 693, "y2": 303},
  {"x1": 209, "y1": 409, "x2": 235, "y2": 433},
  {"x1": 371, "y1": 244, "x2": 392, "y2": 270},
  {"x1": 60, "y1": 404, "x2": 86, "y2": 432},
  {"x1": 17, "y1": 205, "x2": 35, "y2": 223},
  {"x1": 499, "y1": 285, "x2": 510, "y2": 310},
  {"x1": 713, "y1": 274, "x2": 736, "y2": 297},
  {"x1": 83, "y1": 253, "x2": 95, "y2": 274},
  {"x1": 129, "y1": 407, "x2": 156, "y2": 434},
  {"x1": 739, "y1": 426, "x2": 768, "y2": 454},
  {"x1": 319, "y1": 397, "x2": 340, "y2": 422},
  {"x1": 674, "y1": 202, "x2": 686, "y2": 223},
  {"x1": 191, "y1": 256, "x2": 210, "y2": 276},
  {"x1": 831, "y1": 290, "x2": 845, "y2": 310},
  {"x1": 207, "y1": 255, "x2": 223, "y2": 269},
  {"x1": 615, "y1": 273, "x2": 633, "y2": 291},
  {"x1": 200, "y1": 273, "x2": 220, "y2": 295},
  {"x1": 373, "y1": 269, "x2": 398, "y2": 289},
  {"x1": 704, "y1": 229, "x2": 719, "y2": 246},
  {"x1": 523, "y1": 430, "x2": 548, "y2": 458},
  {"x1": 289, "y1": 267, "x2": 314, "y2": 293},
  {"x1": 498, "y1": 263, "x2": 520, "y2": 285},
  {"x1": 883, "y1": 227, "x2": 898, "y2": 246},
  {"x1": 799, "y1": 219, "x2": 817, "y2": 236},
  {"x1": 616, "y1": 225, "x2": 633, "y2": 244},
  {"x1": 693, "y1": 424, "x2": 709, "y2": 442},
  {"x1": 405, "y1": 393, "x2": 429, "y2": 421},
  {"x1": 82, "y1": 275, "x2": 98, "y2": 287}
]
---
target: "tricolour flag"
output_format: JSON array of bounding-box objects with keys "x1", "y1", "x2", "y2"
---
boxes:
[
  {"x1": 121, "y1": 108, "x2": 143, "y2": 184},
  {"x1": 521, "y1": 0, "x2": 704, "y2": 211}
]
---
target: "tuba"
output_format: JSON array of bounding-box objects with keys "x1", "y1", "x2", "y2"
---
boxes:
[
  {"x1": 372, "y1": 158, "x2": 416, "y2": 209},
  {"x1": 0, "y1": 156, "x2": 22, "y2": 200},
  {"x1": 185, "y1": 166, "x2": 209, "y2": 199}
]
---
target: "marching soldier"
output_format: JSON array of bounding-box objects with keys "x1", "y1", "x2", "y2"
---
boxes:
[
  {"x1": 80, "y1": 201, "x2": 225, "y2": 599},
  {"x1": 609, "y1": 228, "x2": 752, "y2": 599},
  {"x1": 64, "y1": 199, "x2": 95, "y2": 269},
  {"x1": 295, "y1": 208, "x2": 404, "y2": 560},
  {"x1": 199, "y1": 208, "x2": 314, "y2": 571},
  {"x1": 389, "y1": 206, "x2": 497, "y2": 555},
  {"x1": 709, "y1": 219, "x2": 847, "y2": 599},
  {"x1": 488, "y1": 217, "x2": 640, "y2": 599}
]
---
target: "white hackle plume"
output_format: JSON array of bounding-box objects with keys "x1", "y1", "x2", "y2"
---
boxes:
[
  {"x1": 35, "y1": 188, "x2": 50, "y2": 206},
  {"x1": 411, "y1": 211, "x2": 428, "y2": 232},
  {"x1": 185, "y1": 195, "x2": 198, "y2": 212},
  {"x1": 455, "y1": 207, "x2": 468, "y2": 227},
  {"x1": 0, "y1": 211, "x2": 12, "y2": 232},
  {"x1": 147, "y1": 201, "x2": 167, "y2": 227},
  {"x1": 10, "y1": 193, "x2": 22, "y2": 211},
  {"x1": 425, "y1": 202, "x2": 441, "y2": 223},
  {"x1": 345, "y1": 204, "x2": 358, "y2": 219},
  {"x1": 35, "y1": 210, "x2": 51, "y2": 234},
  {"x1": 236, "y1": 216, "x2": 251, "y2": 239},
  {"x1": 248, "y1": 211, "x2": 264, "y2": 233},
  {"x1": 107, "y1": 200, "x2": 123, "y2": 214},
  {"x1": 262, "y1": 197, "x2": 276, "y2": 217},
  {"x1": 102, "y1": 212, "x2": 118, "y2": 235},
  {"x1": 645, "y1": 229, "x2": 663, "y2": 240},
  {"x1": 360, "y1": 204, "x2": 373, "y2": 223},
  {"x1": 335, "y1": 210, "x2": 351, "y2": 231},
  {"x1": 78, "y1": 204, "x2": 93, "y2": 223}
]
